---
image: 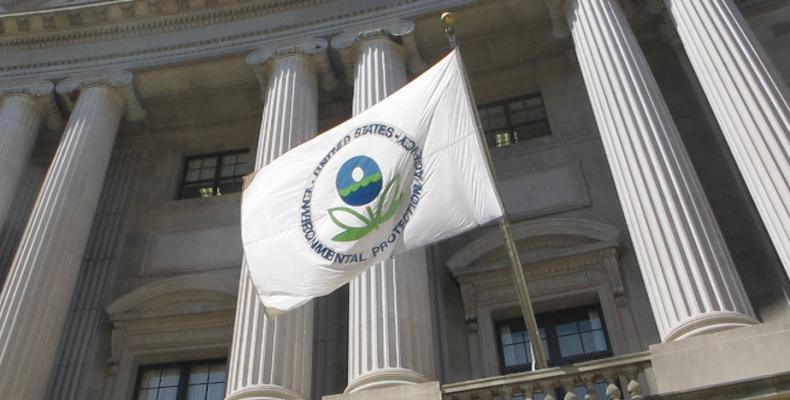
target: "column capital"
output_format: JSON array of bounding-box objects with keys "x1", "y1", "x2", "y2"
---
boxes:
[
  {"x1": 246, "y1": 38, "x2": 338, "y2": 91},
  {"x1": 0, "y1": 79, "x2": 63, "y2": 129},
  {"x1": 562, "y1": 0, "x2": 636, "y2": 20},
  {"x1": 331, "y1": 20, "x2": 425, "y2": 78},
  {"x1": 55, "y1": 70, "x2": 145, "y2": 122}
]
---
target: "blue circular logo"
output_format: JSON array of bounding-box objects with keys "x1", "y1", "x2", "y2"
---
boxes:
[{"x1": 336, "y1": 155, "x2": 383, "y2": 206}]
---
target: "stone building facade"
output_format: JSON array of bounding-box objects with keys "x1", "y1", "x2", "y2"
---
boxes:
[{"x1": 0, "y1": 0, "x2": 788, "y2": 399}]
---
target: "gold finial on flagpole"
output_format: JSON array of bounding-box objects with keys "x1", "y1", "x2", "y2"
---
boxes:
[{"x1": 441, "y1": 12, "x2": 457, "y2": 49}]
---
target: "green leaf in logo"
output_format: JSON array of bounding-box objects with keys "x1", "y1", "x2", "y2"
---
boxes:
[
  {"x1": 329, "y1": 173, "x2": 404, "y2": 242},
  {"x1": 378, "y1": 174, "x2": 403, "y2": 222}
]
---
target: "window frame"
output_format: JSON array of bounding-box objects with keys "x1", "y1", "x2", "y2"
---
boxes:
[
  {"x1": 133, "y1": 358, "x2": 227, "y2": 400},
  {"x1": 495, "y1": 304, "x2": 613, "y2": 374},
  {"x1": 177, "y1": 149, "x2": 251, "y2": 200},
  {"x1": 477, "y1": 92, "x2": 551, "y2": 148}
]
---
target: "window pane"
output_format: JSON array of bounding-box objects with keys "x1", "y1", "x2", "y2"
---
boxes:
[
  {"x1": 199, "y1": 167, "x2": 215, "y2": 180},
  {"x1": 500, "y1": 325, "x2": 513, "y2": 345},
  {"x1": 593, "y1": 330, "x2": 609, "y2": 352},
  {"x1": 502, "y1": 344, "x2": 518, "y2": 367},
  {"x1": 209, "y1": 363, "x2": 226, "y2": 383},
  {"x1": 139, "y1": 369, "x2": 161, "y2": 389},
  {"x1": 222, "y1": 155, "x2": 236, "y2": 165},
  {"x1": 189, "y1": 365, "x2": 209, "y2": 384},
  {"x1": 159, "y1": 368, "x2": 180, "y2": 387},
  {"x1": 525, "y1": 106, "x2": 546, "y2": 122},
  {"x1": 236, "y1": 152, "x2": 250, "y2": 164},
  {"x1": 234, "y1": 162, "x2": 251, "y2": 176},
  {"x1": 558, "y1": 334, "x2": 584, "y2": 358},
  {"x1": 203, "y1": 157, "x2": 217, "y2": 167},
  {"x1": 480, "y1": 105, "x2": 507, "y2": 131},
  {"x1": 524, "y1": 96, "x2": 542, "y2": 107},
  {"x1": 556, "y1": 321, "x2": 579, "y2": 336},
  {"x1": 137, "y1": 389, "x2": 157, "y2": 400},
  {"x1": 588, "y1": 310, "x2": 603, "y2": 329},
  {"x1": 207, "y1": 383, "x2": 225, "y2": 400},
  {"x1": 185, "y1": 170, "x2": 200, "y2": 182},
  {"x1": 513, "y1": 343, "x2": 529, "y2": 366},
  {"x1": 157, "y1": 386, "x2": 179, "y2": 400},
  {"x1": 218, "y1": 178, "x2": 242, "y2": 195},
  {"x1": 220, "y1": 165, "x2": 235, "y2": 178},
  {"x1": 187, "y1": 159, "x2": 202, "y2": 169},
  {"x1": 187, "y1": 385, "x2": 207, "y2": 400},
  {"x1": 513, "y1": 121, "x2": 551, "y2": 141}
]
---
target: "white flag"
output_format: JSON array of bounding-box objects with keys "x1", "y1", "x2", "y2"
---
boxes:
[{"x1": 242, "y1": 50, "x2": 503, "y2": 315}]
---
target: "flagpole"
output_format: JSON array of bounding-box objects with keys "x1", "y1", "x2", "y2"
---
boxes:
[{"x1": 442, "y1": 12, "x2": 548, "y2": 370}]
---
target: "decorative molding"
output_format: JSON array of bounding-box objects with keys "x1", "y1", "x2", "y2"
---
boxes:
[
  {"x1": 55, "y1": 70, "x2": 145, "y2": 121},
  {"x1": 0, "y1": 0, "x2": 329, "y2": 40},
  {"x1": 447, "y1": 218, "x2": 621, "y2": 274},
  {"x1": 106, "y1": 274, "x2": 239, "y2": 315},
  {"x1": 0, "y1": 0, "x2": 469, "y2": 81},
  {"x1": 106, "y1": 274, "x2": 238, "y2": 365}
]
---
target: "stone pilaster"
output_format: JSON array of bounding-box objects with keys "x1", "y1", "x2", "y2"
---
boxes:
[
  {"x1": 566, "y1": 0, "x2": 756, "y2": 341},
  {"x1": 332, "y1": 21, "x2": 436, "y2": 393},
  {"x1": 664, "y1": 0, "x2": 790, "y2": 280},
  {"x1": 226, "y1": 39, "x2": 332, "y2": 400},
  {"x1": 0, "y1": 80, "x2": 60, "y2": 228},
  {"x1": 0, "y1": 71, "x2": 143, "y2": 399}
]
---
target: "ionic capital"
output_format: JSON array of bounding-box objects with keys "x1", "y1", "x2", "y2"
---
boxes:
[
  {"x1": 55, "y1": 70, "x2": 145, "y2": 121},
  {"x1": 246, "y1": 38, "x2": 338, "y2": 91},
  {"x1": 0, "y1": 79, "x2": 63, "y2": 129},
  {"x1": 561, "y1": 0, "x2": 636, "y2": 23},
  {"x1": 331, "y1": 20, "x2": 425, "y2": 78}
]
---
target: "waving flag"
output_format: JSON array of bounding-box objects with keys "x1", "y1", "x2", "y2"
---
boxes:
[{"x1": 241, "y1": 50, "x2": 503, "y2": 314}]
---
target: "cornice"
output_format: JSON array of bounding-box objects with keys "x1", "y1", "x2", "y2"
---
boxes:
[
  {"x1": 0, "y1": 0, "x2": 329, "y2": 47},
  {"x1": 0, "y1": 0, "x2": 473, "y2": 80}
]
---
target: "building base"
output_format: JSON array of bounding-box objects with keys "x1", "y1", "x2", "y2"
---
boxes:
[
  {"x1": 650, "y1": 318, "x2": 790, "y2": 394},
  {"x1": 323, "y1": 382, "x2": 441, "y2": 400}
]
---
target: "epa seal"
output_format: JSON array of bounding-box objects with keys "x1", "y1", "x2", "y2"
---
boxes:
[{"x1": 299, "y1": 123, "x2": 424, "y2": 265}]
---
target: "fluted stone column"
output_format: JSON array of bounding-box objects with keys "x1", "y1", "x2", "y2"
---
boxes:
[
  {"x1": 0, "y1": 71, "x2": 143, "y2": 399},
  {"x1": 566, "y1": 0, "x2": 756, "y2": 341},
  {"x1": 0, "y1": 80, "x2": 60, "y2": 228},
  {"x1": 332, "y1": 21, "x2": 436, "y2": 393},
  {"x1": 226, "y1": 39, "x2": 336, "y2": 400},
  {"x1": 46, "y1": 138, "x2": 146, "y2": 400},
  {"x1": 663, "y1": 0, "x2": 790, "y2": 280}
]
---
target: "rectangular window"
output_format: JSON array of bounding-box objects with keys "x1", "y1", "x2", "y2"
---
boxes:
[
  {"x1": 495, "y1": 305, "x2": 612, "y2": 374},
  {"x1": 135, "y1": 359, "x2": 226, "y2": 400},
  {"x1": 179, "y1": 150, "x2": 252, "y2": 199},
  {"x1": 478, "y1": 93, "x2": 551, "y2": 148}
]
